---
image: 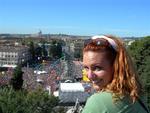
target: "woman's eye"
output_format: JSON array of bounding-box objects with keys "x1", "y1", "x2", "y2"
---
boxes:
[
  {"x1": 94, "y1": 66, "x2": 102, "y2": 71},
  {"x1": 83, "y1": 66, "x2": 89, "y2": 71}
]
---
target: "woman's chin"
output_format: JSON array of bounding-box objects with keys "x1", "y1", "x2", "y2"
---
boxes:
[{"x1": 93, "y1": 84, "x2": 102, "y2": 91}]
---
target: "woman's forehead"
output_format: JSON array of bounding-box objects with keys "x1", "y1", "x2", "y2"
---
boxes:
[
  {"x1": 83, "y1": 51, "x2": 107, "y2": 58},
  {"x1": 83, "y1": 51, "x2": 110, "y2": 65}
]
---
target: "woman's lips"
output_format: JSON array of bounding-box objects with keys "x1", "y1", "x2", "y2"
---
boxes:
[{"x1": 92, "y1": 79, "x2": 103, "y2": 84}]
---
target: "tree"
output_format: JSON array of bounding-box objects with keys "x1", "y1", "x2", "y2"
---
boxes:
[
  {"x1": 49, "y1": 41, "x2": 62, "y2": 59},
  {"x1": 29, "y1": 41, "x2": 35, "y2": 60},
  {"x1": 128, "y1": 37, "x2": 150, "y2": 81},
  {"x1": 35, "y1": 46, "x2": 42, "y2": 60},
  {"x1": 10, "y1": 65, "x2": 23, "y2": 90},
  {"x1": 0, "y1": 87, "x2": 60, "y2": 113},
  {"x1": 128, "y1": 36, "x2": 150, "y2": 107},
  {"x1": 25, "y1": 89, "x2": 59, "y2": 113},
  {"x1": 56, "y1": 42, "x2": 62, "y2": 58},
  {"x1": 41, "y1": 42, "x2": 48, "y2": 58}
]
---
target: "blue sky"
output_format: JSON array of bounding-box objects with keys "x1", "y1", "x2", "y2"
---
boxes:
[{"x1": 0, "y1": 0, "x2": 150, "y2": 37}]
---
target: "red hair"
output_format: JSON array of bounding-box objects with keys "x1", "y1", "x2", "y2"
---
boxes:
[{"x1": 83, "y1": 35, "x2": 143, "y2": 102}]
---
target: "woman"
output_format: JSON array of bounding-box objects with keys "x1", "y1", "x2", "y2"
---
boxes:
[{"x1": 82, "y1": 35, "x2": 149, "y2": 113}]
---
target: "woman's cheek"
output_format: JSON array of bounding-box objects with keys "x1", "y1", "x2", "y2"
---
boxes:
[{"x1": 96, "y1": 71, "x2": 105, "y2": 77}]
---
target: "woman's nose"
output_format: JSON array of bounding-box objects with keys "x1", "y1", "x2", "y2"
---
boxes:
[{"x1": 87, "y1": 70, "x2": 96, "y2": 79}]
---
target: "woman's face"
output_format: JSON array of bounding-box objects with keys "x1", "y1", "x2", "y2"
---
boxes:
[{"x1": 83, "y1": 51, "x2": 114, "y2": 91}]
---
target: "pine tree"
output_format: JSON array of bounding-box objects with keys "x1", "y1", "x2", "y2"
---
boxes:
[
  {"x1": 29, "y1": 41, "x2": 35, "y2": 60},
  {"x1": 10, "y1": 65, "x2": 23, "y2": 90}
]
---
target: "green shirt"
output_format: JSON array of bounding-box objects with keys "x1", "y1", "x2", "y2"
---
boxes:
[{"x1": 82, "y1": 92, "x2": 149, "y2": 113}]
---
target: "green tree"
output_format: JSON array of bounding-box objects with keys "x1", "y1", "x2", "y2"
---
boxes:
[
  {"x1": 10, "y1": 65, "x2": 23, "y2": 90},
  {"x1": 128, "y1": 37, "x2": 150, "y2": 81},
  {"x1": 49, "y1": 41, "x2": 62, "y2": 59},
  {"x1": 128, "y1": 36, "x2": 150, "y2": 107},
  {"x1": 35, "y1": 46, "x2": 42, "y2": 59},
  {"x1": 29, "y1": 41, "x2": 35, "y2": 60},
  {"x1": 56, "y1": 42, "x2": 62, "y2": 58},
  {"x1": 0, "y1": 87, "x2": 60, "y2": 113},
  {"x1": 41, "y1": 42, "x2": 48, "y2": 58},
  {"x1": 25, "y1": 89, "x2": 58, "y2": 113}
]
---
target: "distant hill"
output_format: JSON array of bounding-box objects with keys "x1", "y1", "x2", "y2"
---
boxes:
[{"x1": 0, "y1": 33, "x2": 146, "y2": 39}]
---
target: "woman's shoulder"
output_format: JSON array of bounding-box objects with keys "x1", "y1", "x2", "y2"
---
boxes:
[
  {"x1": 89, "y1": 91, "x2": 112, "y2": 101},
  {"x1": 82, "y1": 91, "x2": 114, "y2": 113},
  {"x1": 82, "y1": 92, "x2": 110, "y2": 113},
  {"x1": 82, "y1": 91, "x2": 133, "y2": 113}
]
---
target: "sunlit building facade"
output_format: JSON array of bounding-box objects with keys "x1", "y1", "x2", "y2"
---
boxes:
[{"x1": 0, "y1": 46, "x2": 31, "y2": 68}]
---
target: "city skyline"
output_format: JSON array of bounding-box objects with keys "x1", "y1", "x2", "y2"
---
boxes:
[{"x1": 0, "y1": 0, "x2": 150, "y2": 37}]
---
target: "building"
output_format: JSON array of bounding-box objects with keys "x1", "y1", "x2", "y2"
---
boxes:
[
  {"x1": 0, "y1": 46, "x2": 31, "y2": 68},
  {"x1": 69, "y1": 39, "x2": 84, "y2": 60},
  {"x1": 58, "y1": 83, "x2": 91, "y2": 105}
]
